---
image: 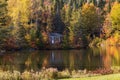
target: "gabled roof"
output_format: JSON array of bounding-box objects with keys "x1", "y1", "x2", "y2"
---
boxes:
[{"x1": 49, "y1": 33, "x2": 63, "y2": 37}]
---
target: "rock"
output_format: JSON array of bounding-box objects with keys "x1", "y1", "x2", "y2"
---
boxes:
[
  {"x1": 83, "y1": 69, "x2": 87, "y2": 74},
  {"x1": 0, "y1": 50, "x2": 6, "y2": 53}
]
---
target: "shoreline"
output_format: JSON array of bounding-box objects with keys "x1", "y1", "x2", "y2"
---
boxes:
[
  {"x1": 1, "y1": 45, "x2": 120, "y2": 54},
  {"x1": 0, "y1": 67, "x2": 119, "y2": 80}
]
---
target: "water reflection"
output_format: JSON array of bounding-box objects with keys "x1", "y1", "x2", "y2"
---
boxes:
[
  {"x1": 0, "y1": 47, "x2": 120, "y2": 72},
  {"x1": 101, "y1": 46, "x2": 120, "y2": 69}
]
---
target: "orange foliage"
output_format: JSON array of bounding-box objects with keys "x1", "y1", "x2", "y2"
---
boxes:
[
  {"x1": 44, "y1": 0, "x2": 51, "y2": 6},
  {"x1": 106, "y1": 33, "x2": 119, "y2": 46},
  {"x1": 102, "y1": 46, "x2": 120, "y2": 69},
  {"x1": 42, "y1": 57, "x2": 49, "y2": 68}
]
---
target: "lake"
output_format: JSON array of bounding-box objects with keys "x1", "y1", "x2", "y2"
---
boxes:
[{"x1": 0, "y1": 46, "x2": 120, "y2": 72}]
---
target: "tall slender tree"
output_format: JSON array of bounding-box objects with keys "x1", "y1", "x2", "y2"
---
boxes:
[
  {"x1": 0, "y1": 0, "x2": 10, "y2": 48},
  {"x1": 7, "y1": 0, "x2": 31, "y2": 48}
]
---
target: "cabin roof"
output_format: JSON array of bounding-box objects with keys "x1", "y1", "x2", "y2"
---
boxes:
[{"x1": 49, "y1": 33, "x2": 63, "y2": 37}]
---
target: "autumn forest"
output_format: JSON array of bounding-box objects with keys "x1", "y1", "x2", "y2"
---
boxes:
[{"x1": 0, "y1": 0, "x2": 120, "y2": 50}]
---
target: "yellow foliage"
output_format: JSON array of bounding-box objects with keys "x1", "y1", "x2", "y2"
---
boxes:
[
  {"x1": 25, "y1": 34, "x2": 31, "y2": 42},
  {"x1": 110, "y1": 2, "x2": 120, "y2": 30},
  {"x1": 7, "y1": 0, "x2": 31, "y2": 25},
  {"x1": 69, "y1": 9, "x2": 80, "y2": 44},
  {"x1": 42, "y1": 32, "x2": 48, "y2": 43},
  {"x1": 82, "y1": 3, "x2": 96, "y2": 14},
  {"x1": 81, "y1": 3, "x2": 98, "y2": 34},
  {"x1": 106, "y1": 46, "x2": 119, "y2": 65},
  {"x1": 106, "y1": 31, "x2": 120, "y2": 46}
]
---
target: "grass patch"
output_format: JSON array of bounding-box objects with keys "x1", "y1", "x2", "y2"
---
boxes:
[{"x1": 59, "y1": 73, "x2": 120, "y2": 80}]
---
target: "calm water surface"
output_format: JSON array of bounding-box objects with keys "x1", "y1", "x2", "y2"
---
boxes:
[{"x1": 0, "y1": 46, "x2": 120, "y2": 72}]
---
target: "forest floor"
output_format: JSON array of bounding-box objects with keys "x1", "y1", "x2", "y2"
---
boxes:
[{"x1": 59, "y1": 73, "x2": 120, "y2": 80}]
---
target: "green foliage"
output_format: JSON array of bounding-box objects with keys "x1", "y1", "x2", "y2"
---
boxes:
[
  {"x1": 0, "y1": 0, "x2": 119, "y2": 49},
  {"x1": 62, "y1": 33, "x2": 70, "y2": 49},
  {"x1": 0, "y1": 26, "x2": 10, "y2": 48},
  {"x1": 80, "y1": 3, "x2": 99, "y2": 36},
  {"x1": 62, "y1": 73, "x2": 120, "y2": 80},
  {"x1": 69, "y1": 8, "x2": 81, "y2": 45},
  {"x1": 80, "y1": 3, "x2": 103, "y2": 46},
  {"x1": 0, "y1": 0, "x2": 10, "y2": 48},
  {"x1": 7, "y1": 0, "x2": 31, "y2": 48}
]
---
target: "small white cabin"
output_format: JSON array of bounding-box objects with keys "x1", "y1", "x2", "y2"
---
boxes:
[{"x1": 49, "y1": 33, "x2": 63, "y2": 44}]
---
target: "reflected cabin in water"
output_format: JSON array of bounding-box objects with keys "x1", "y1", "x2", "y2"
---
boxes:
[{"x1": 49, "y1": 33, "x2": 63, "y2": 44}]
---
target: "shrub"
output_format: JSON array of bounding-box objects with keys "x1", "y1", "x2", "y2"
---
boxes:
[{"x1": 89, "y1": 37, "x2": 103, "y2": 47}]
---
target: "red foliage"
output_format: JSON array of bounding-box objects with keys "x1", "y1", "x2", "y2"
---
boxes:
[
  {"x1": 92, "y1": 68, "x2": 113, "y2": 75},
  {"x1": 30, "y1": 41, "x2": 37, "y2": 49}
]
